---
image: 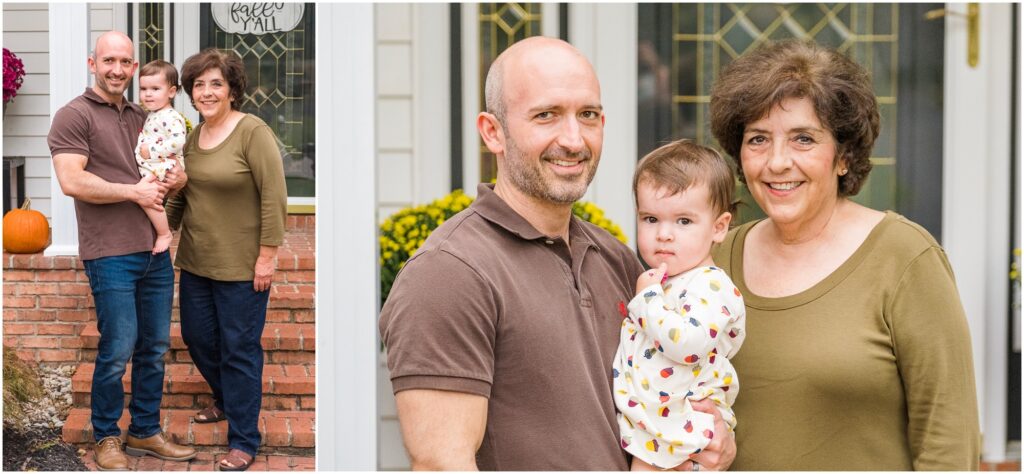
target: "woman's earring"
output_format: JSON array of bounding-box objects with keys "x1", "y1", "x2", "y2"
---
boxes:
[{"x1": 839, "y1": 168, "x2": 848, "y2": 176}]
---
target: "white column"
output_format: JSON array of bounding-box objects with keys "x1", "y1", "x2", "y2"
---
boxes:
[
  {"x1": 45, "y1": 3, "x2": 89, "y2": 257},
  {"x1": 571, "y1": 3, "x2": 639, "y2": 247},
  {"x1": 316, "y1": 3, "x2": 378, "y2": 470},
  {"x1": 942, "y1": 3, "x2": 1013, "y2": 461}
]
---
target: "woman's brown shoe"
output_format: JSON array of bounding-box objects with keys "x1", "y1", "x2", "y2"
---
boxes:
[
  {"x1": 125, "y1": 431, "x2": 197, "y2": 461},
  {"x1": 217, "y1": 449, "x2": 255, "y2": 471},
  {"x1": 194, "y1": 405, "x2": 227, "y2": 423},
  {"x1": 95, "y1": 436, "x2": 129, "y2": 471}
]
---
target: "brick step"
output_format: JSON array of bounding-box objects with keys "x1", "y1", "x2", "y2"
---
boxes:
[
  {"x1": 71, "y1": 363, "x2": 315, "y2": 411},
  {"x1": 79, "y1": 322, "x2": 315, "y2": 365},
  {"x1": 79, "y1": 450, "x2": 315, "y2": 472},
  {"x1": 63, "y1": 408, "x2": 315, "y2": 449}
]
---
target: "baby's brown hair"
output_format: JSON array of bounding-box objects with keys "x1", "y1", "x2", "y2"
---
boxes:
[
  {"x1": 633, "y1": 139, "x2": 735, "y2": 216},
  {"x1": 139, "y1": 59, "x2": 179, "y2": 89}
]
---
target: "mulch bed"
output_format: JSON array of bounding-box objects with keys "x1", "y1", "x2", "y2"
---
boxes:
[{"x1": 3, "y1": 424, "x2": 87, "y2": 471}]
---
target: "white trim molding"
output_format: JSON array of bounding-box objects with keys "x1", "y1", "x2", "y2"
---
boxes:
[
  {"x1": 460, "y1": 3, "x2": 480, "y2": 196},
  {"x1": 571, "y1": 3, "x2": 639, "y2": 246},
  {"x1": 316, "y1": 3, "x2": 378, "y2": 470},
  {"x1": 46, "y1": 3, "x2": 90, "y2": 257},
  {"x1": 942, "y1": 2, "x2": 1014, "y2": 462}
]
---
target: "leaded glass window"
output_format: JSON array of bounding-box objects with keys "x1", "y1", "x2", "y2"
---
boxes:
[
  {"x1": 640, "y1": 3, "x2": 902, "y2": 225},
  {"x1": 201, "y1": 4, "x2": 316, "y2": 199},
  {"x1": 478, "y1": 3, "x2": 543, "y2": 183},
  {"x1": 139, "y1": 3, "x2": 166, "y2": 65}
]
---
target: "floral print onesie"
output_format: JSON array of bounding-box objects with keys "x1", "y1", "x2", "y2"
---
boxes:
[
  {"x1": 135, "y1": 107, "x2": 186, "y2": 181},
  {"x1": 613, "y1": 266, "x2": 745, "y2": 469}
]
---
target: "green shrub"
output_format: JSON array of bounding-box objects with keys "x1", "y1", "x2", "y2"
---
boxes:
[{"x1": 380, "y1": 190, "x2": 627, "y2": 306}]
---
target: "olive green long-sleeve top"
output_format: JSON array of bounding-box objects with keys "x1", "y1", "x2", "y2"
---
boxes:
[
  {"x1": 166, "y1": 114, "x2": 287, "y2": 281},
  {"x1": 711, "y1": 211, "x2": 980, "y2": 470}
]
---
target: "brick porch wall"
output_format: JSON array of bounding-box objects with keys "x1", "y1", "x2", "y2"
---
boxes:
[{"x1": 2, "y1": 215, "x2": 315, "y2": 364}]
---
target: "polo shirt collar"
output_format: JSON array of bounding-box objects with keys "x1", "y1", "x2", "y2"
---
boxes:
[
  {"x1": 82, "y1": 87, "x2": 139, "y2": 113},
  {"x1": 473, "y1": 183, "x2": 598, "y2": 250}
]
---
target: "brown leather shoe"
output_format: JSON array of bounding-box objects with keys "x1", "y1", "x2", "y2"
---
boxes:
[
  {"x1": 94, "y1": 436, "x2": 129, "y2": 471},
  {"x1": 125, "y1": 431, "x2": 197, "y2": 461}
]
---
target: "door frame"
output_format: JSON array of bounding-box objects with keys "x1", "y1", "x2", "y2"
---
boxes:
[{"x1": 943, "y1": 2, "x2": 1014, "y2": 461}]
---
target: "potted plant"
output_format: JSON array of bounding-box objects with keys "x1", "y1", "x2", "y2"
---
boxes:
[{"x1": 3, "y1": 48, "x2": 26, "y2": 115}]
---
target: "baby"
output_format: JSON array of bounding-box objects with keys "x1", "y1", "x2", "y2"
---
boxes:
[
  {"x1": 135, "y1": 59, "x2": 187, "y2": 254},
  {"x1": 613, "y1": 139, "x2": 746, "y2": 470}
]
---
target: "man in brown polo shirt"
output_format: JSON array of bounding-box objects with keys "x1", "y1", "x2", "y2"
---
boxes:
[
  {"x1": 49, "y1": 31, "x2": 195, "y2": 470},
  {"x1": 378, "y1": 37, "x2": 736, "y2": 470}
]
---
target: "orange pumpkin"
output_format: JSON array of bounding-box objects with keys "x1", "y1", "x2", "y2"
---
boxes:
[{"x1": 3, "y1": 198, "x2": 50, "y2": 254}]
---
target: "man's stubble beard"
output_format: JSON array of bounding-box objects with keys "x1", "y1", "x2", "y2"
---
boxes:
[
  {"x1": 501, "y1": 128, "x2": 599, "y2": 205},
  {"x1": 95, "y1": 73, "x2": 130, "y2": 100}
]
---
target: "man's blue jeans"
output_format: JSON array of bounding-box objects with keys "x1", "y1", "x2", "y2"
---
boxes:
[
  {"x1": 83, "y1": 251, "x2": 174, "y2": 442},
  {"x1": 178, "y1": 270, "x2": 269, "y2": 457}
]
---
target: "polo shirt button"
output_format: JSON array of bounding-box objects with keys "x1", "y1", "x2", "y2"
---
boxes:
[{"x1": 545, "y1": 240, "x2": 554, "y2": 245}]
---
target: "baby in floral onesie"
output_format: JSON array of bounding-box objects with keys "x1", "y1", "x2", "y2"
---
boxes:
[
  {"x1": 613, "y1": 140, "x2": 745, "y2": 470},
  {"x1": 135, "y1": 59, "x2": 187, "y2": 254}
]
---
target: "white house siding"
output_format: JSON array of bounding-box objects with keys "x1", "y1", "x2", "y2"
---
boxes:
[
  {"x1": 3, "y1": 3, "x2": 51, "y2": 219},
  {"x1": 374, "y1": 3, "x2": 453, "y2": 469},
  {"x1": 374, "y1": 3, "x2": 413, "y2": 470},
  {"x1": 1, "y1": 4, "x2": 125, "y2": 221},
  {"x1": 375, "y1": 3, "x2": 415, "y2": 225}
]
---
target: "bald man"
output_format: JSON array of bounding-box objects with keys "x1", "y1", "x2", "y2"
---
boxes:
[
  {"x1": 379, "y1": 37, "x2": 735, "y2": 470},
  {"x1": 49, "y1": 31, "x2": 194, "y2": 470}
]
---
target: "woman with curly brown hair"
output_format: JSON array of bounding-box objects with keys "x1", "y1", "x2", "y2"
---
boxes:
[
  {"x1": 708, "y1": 40, "x2": 980, "y2": 470},
  {"x1": 165, "y1": 48, "x2": 287, "y2": 471}
]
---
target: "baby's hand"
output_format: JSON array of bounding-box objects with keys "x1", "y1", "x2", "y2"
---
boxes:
[
  {"x1": 139, "y1": 145, "x2": 150, "y2": 160},
  {"x1": 636, "y1": 262, "x2": 668, "y2": 295}
]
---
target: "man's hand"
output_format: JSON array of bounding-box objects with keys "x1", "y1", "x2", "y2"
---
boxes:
[
  {"x1": 636, "y1": 262, "x2": 668, "y2": 294},
  {"x1": 675, "y1": 399, "x2": 736, "y2": 471},
  {"x1": 164, "y1": 161, "x2": 187, "y2": 193},
  {"x1": 131, "y1": 174, "x2": 165, "y2": 211},
  {"x1": 395, "y1": 389, "x2": 487, "y2": 470}
]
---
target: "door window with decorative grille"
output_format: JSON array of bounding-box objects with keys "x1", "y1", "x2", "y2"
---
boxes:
[
  {"x1": 200, "y1": 3, "x2": 316, "y2": 201},
  {"x1": 476, "y1": 3, "x2": 545, "y2": 184},
  {"x1": 638, "y1": 3, "x2": 944, "y2": 236}
]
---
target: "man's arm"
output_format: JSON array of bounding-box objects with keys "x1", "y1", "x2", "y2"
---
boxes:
[
  {"x1": 395, "y1": 389, "x2": 487, "y2": 471},
  {"x1": 52, "y1": 153, "x2": 164, "y2": 210}
]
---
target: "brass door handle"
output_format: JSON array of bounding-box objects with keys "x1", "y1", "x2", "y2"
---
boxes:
[{"x1": 924, "y1": 3, "x2": 979, "y2": 68}]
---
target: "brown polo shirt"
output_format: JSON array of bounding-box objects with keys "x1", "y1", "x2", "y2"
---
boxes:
[
  {"x1": 379, "y1": 183, "x2": 644, "y2": 471},
  {"x1": 48, "y1": 88, "x2": 152, "y2": 260}
]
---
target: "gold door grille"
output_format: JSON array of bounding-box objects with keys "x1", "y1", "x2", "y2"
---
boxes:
[
  {"x1": 139, "y1": 3, "x2": 165, "y2": 65},
  {"x1": 478, "y1": 3, "x2": 543, "y2": 184},
  {"x1": 671, "y1": 3, "x2": 899, "y2": 221}
]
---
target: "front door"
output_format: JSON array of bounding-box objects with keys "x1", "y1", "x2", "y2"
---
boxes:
[
  {"x1": 637, "y1": 3, "x2": 944, "y2": 237},
  {"x1": 131, "y1": 2, "x2": 316, "y2": 207},
  {"x1": 200, "y1": 3, "x2": 316, "y2": 203}
]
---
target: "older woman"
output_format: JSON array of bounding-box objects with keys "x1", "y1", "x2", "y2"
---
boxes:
[
  {"x1": 166, "y1": 48, "x2": 287, "y2": 471},
  {"x1": 708, "y1": 40, "x2": 980, "y2": 470}
]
